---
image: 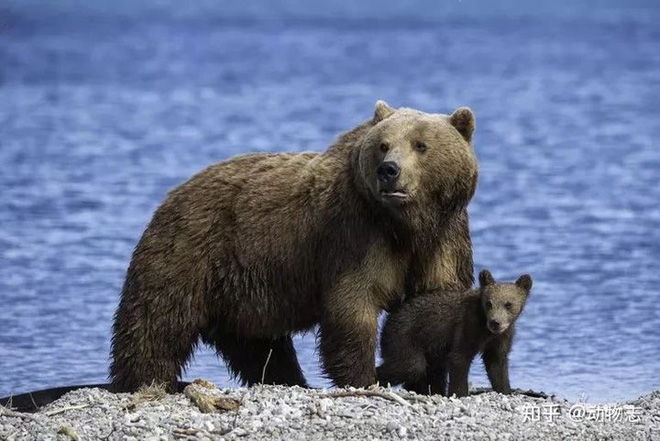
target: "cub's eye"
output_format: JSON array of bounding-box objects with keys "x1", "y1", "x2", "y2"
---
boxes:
[
  {"x1": 485, "y1": 300, "x2": 493, "y2": 309},
  {"x1": 504, "y1": 302, "x2": 513, "y2": 311},
  {"x1": 414, "y1": 141, "x2": 427, "y2": 152},
  {"x1": 379, "y1": 142, "x2": 389, "y2": 153}
]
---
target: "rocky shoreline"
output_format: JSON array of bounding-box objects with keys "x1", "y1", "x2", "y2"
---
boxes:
[{"x1": 1, "y1": 381, "x2": 658, "y2": 440}]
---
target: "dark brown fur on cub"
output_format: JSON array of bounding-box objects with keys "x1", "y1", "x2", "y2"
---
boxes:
[
  {"x1": 378, "y1": 270, "x2": 532, "y2": 397},
  {"x1": 110, "y1": 101, "x2": 479, "y2": 392}
]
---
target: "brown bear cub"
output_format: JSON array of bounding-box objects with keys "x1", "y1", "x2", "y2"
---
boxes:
[{"x1": 377, "y1": 269, "x2": 532, "y2": 397}]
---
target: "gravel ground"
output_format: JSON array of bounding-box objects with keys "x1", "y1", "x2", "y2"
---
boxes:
[{"x1": 1, "y1": 381, "x2": 658, "y2": 441}]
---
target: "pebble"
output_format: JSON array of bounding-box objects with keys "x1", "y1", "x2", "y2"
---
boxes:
[
  {"x1": 233, "y1": 427, "x2": 248, "y2": 437},
  {"x1": 386, "y1": 421, "x2": 399, "y2": 432}
]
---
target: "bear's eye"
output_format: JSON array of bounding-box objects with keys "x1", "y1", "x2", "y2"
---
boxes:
[
  {"x1": 379, "y1": 142, "x2": 389, "y2": 153},
  {"x1": 485, "y1": 300, "x2": 493, "y2": 309},
  {"x1": 504, "y1": 302, "x2": 513, "y2": 311},
  {"x1": 414, "y1": 141, "x2": 427, "y2": 153}
]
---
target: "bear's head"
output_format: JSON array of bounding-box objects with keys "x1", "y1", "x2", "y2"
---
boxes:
[
  {"x1": 478, "y1": 269, "x2": 533, "y2": 334},
  {"x1": 357, "y1": 101, "x2": 478, "y2": 214}
]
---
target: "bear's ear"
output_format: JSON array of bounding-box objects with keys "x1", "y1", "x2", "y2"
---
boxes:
[
  {"x1": 374, "y1": 100, "x2": 395, "y2": 123},
  {"x1": 515, "y1": 274, "x2": 533, "y2": 293},
  {"x1": 449, "y1": 107, "x2": 476, "y2": 143},
  {"x1": 479, "y1": 269, "x2": 495, "y2": 288}
]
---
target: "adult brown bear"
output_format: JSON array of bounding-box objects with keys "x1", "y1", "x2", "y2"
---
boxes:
[{"x1": 110, "y1": 101, "x2": 478, "y2": 392}]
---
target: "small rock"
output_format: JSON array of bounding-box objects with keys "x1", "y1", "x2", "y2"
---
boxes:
[
  {"x1": 307, "y1": 402, "x2": 317, "y2": 414},
  {"x1": 123, "y1": 413, "x2": 141, "y2": 424},
  {"x1": 318, "y1": 398, "x2": 333, "y2": 413},
  {"x1": 386, "y1": 421, "x2": 399, "y2": 432},
  {"x1": 232, "y1": 427, "x2": 248, "y2": 437}
]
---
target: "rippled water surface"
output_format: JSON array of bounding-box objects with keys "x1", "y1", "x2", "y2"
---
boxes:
[{"x1": 1, "y1": 10, "x2": 659, "y2": 403}]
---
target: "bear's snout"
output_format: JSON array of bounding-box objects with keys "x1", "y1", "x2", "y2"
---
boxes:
[
  {"x1": 488, "y1": 319, "x2": 507, "y2": 334},
  {"x1": 376, "y1": 161, "x2": 409, "y2": 204},
  {"x1": 377, "y1": 161, "x2": 401, "y2": 184}
]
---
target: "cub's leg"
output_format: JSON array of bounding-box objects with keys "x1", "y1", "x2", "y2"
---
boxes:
[
  {"x1": 205, "y1": 331, "x2": 308, "y2": 387},
  {"x1": 427, "y1": 362, "x2": 448, "y2": 396},
  {"x1": 377, "y1": 351, "x2": 427, "y2": 391},
  {"x1": 403, "y1": 375, "x2": 431, "y2": 395},
  {"x1": 482, "y1": 336, "x2": 512, "y2": 394},
  {"x1": 447, "y1": 354, "x2": 473, "y2": 397}
]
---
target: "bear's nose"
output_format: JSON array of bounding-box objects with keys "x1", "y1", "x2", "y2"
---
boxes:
[
  {"x1": 488, "y1": 320, "x2": 500, "y2": 330},
  {"x1": 377, "y1": 161, "x2": 401, "y2": 183}
]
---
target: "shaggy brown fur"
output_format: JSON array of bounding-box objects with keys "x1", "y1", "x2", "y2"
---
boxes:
[
  {"x1": 110, "y1": 101, "x2": 479, "y2": 392},
  {"x1": 377, "y1": 270, "x2": 532, "y2": 397}
]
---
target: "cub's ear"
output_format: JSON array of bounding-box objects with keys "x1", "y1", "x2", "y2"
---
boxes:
[
  {"x1": 479, "y1": 269, "x2": 495, "y2": 287},
  {"x1": 374, "y1": 100, "x2": 395, "y2": 122},
  {"x1": 515, "y1": 274, "x2": 533, "y2": 293},
  {"x1": 449, "y1": 107, "x2": 475, "y2": 143}
]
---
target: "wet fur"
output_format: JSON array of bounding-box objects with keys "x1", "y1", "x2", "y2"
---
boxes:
[
  {"x1": 110, "y1": 103, "x2": 478, "y2": 392},
  {"x1": 378, "y1": 271, "x2": 532, "y2": 396}
]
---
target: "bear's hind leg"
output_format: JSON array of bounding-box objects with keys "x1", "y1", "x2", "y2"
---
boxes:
[
  {"x1": 110, "y1": 289, "x2": 199, "y2": 392},
  {"x1": 208, "y1": 332, "x2": 308, "y2": 387}
]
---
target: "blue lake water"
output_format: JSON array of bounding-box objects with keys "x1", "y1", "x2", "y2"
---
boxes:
[{"x1": 1, "y1": 7, "x2": 659, "y2": 403}]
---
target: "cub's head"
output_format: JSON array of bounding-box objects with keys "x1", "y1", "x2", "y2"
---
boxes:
[
  {"x1": 478, "y1": 269, "x2": 533, "y2": 334},
  {"x1": 357, "y1": 100, "x2": 478, "y2": 212}
]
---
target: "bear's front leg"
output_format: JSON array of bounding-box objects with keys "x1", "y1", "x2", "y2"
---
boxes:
[
  {"x1": 482, "y1": 335, "x2": 513, "y2": 394},
  {"x1": 420, "y1": 209, "x2": 475, "y2": 294},
  {"x1": 319, "y1": 300, "x2": 380, "y2": 388}
]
